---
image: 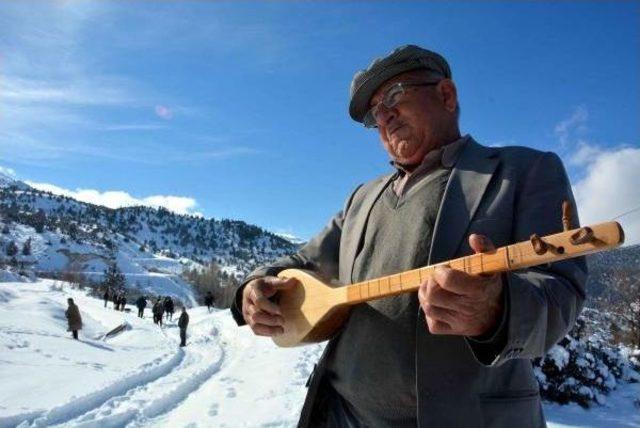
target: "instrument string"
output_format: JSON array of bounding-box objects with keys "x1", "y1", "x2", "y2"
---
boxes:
[
  {"x1": 611, "y1": 204, "x2": 640, "y2": 221},
  {"x1": 285, "y1": 224, "x2": 618, "y2": 309},
  {"x1": 290, "y1": 241, "x2": 592, "y2": 309}
]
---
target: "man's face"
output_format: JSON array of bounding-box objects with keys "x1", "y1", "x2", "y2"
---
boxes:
[{"x1": 369, "y1": 71, "x2": 457, "y2": 166}]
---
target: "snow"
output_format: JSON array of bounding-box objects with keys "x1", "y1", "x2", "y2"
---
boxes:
[
  {"x1": 0, "y1": 279, "x2": 638, "y2": 427},
  {"x1": 549, "y1": 344, "x2": 571, "y2": 370}
]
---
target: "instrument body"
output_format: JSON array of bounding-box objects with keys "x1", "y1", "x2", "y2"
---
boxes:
[{"x1": 273, "y1": 222, "x2": 624, "y2": 347}]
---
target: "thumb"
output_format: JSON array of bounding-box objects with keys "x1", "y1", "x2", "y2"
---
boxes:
[
  {"x1": 261, "y1": 276, "x2": 299, "y2": 297},
  {"x1": 468, "y1": 233, "x2": 496, "y2": 254}
]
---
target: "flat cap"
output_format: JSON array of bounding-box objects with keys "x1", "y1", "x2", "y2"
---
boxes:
[{"x1": 349, "y1": 45, "x2": 451, "y2": 123}]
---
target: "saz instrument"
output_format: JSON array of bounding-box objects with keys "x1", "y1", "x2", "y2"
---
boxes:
[{"x1": 271, "y1": 210, "x2": 625, "y2": 348}]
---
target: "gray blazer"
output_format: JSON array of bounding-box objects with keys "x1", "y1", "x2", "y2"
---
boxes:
[{"x1": 232, "y1": 138, "x2": 587, "y2": 427}]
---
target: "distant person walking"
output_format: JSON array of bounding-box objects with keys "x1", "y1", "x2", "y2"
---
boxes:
[
  {"x1": 204, "y1": 291, "x2": 215, "y2": 313},
  {"x1": 136, "y1": 296, "x2": 147, "y2": 318},
  {"x1": 178, "y1": 307, "x2": 189, "y2": 347},
  {"x1": 164, "y1": 296, "x2": 174, "y2": 322},
  {"x1": 103, "y1": 287, "x2": 111, "y2": 308},
  {"x1": 153, "y1": 299, "x2": 164, "y2": 327},
  {"x1": 65, "y1": 298, "x2": 82, "y2": 340},
  {"x1": 112, "y1": 291, "x2": 120, "y2": 311},
  {"x1": 119, "y1": 292, "x2": 127, "y2": 312}
]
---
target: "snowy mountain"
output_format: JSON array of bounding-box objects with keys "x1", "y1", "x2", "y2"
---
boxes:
[
  {"x1": 0, "y1": 176, "x2": 299, "y2": 305},
  {"x1": 0, "y1": 172, "x2": 30, "y2": 191},
  {"x1": 585, "y1": 243, "x2": 640, "y2": 301}
]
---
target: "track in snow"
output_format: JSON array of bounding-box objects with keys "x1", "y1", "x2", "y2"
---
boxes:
[{"x1": 48, "y1": 314, "x2": 224, "y2": 428}]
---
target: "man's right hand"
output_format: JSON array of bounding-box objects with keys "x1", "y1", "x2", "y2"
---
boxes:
[{"x1": 242, "y1": 276, "x2": 298, "y2": 336}]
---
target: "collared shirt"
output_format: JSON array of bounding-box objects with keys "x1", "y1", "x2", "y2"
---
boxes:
[{"x1": 391, "y1": 135, "x2": 469, "y2": 197}]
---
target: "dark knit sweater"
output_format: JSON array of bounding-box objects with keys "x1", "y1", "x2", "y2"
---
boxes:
[{"x1": 325, "y1": 167, "x2": 451, "y2": 427}]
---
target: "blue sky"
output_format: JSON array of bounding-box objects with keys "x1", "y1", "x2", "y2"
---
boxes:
[{"x1": 1, "y1": 2, "x2": 639, "y2": 242}]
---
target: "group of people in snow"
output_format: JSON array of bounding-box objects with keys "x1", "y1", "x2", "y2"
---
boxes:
[
  {"x1": 152, "y1": 296, "x2": 176, "y2": 325},
  {"x1": 102, "y1": 287, "x2": 128, "y2": 312},
  {"x1": 67, "y1": 290, "x2": 193, "y2": 347}
]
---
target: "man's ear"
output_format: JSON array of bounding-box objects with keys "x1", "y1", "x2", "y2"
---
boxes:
[{"x1": 438, "y1": 79, "x2": 458, "y2": 113}]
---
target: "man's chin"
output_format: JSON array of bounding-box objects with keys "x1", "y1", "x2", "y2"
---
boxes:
[{"x1": 392, "y1": 139, "x2": 419, "y2": 159}]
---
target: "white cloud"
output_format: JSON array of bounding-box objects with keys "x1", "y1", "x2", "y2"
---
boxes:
[
  {"x1": 25, "y1": 181, "x2": 200, "y2": 216},
  {"x1": 569, "y1": 141, "x2": 603, "y2": 166},
  {"x1": 555, "y1": 106, "x2": 588, "y2": 147},
  {"x1": 572, "y1": 144, "x2": 640, "y2": 246},
  {"x1": 103, "y1": 124, "x2": 168, "y2": 132},
  {"x1": 0, "y1": 166, "x2": 17, "y2": 178}
]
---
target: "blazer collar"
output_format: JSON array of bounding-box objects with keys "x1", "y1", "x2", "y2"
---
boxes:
[{"x1": 428, "y1": 137, "x2": 500, "y2": 264}]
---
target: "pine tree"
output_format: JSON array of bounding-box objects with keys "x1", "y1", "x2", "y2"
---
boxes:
[
  {"x1": 33, "y1": 209, "x2": 46, "y2": 233},
  {"x1": 22, "y1": 238, "x2": 31, "y2": 256},
  {"x1": 6, "y1": 240, "x2": 18, "y2": 257},
  {"x1": 103, "y1": 262, "x2": 126, "y2": 289}
]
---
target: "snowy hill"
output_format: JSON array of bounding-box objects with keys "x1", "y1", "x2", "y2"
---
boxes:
[
  {"x1": 0, "y1": 176, "x2": 299, "y2": 304},
  {"x1": 0, "y1": 279, "x2": 322, "y2": 427},
  {"x1": 0, "y1": 280, "x2": 638, "y2": 427}
]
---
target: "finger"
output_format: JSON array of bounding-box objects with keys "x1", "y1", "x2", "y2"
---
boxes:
[
  {"x1": 426, "y1": 283, "x2": 475, "y2": 315},
  {"x1": 418, "y1": 278, "x2": 430, "y2": 305},
  {"x1": 468, "y1": 234, "x2": 496, "y2": 254},
  {"x1": 423, "y1": 303, "x2": 459, "y2": 326},
  {"x1": 425, "y1": 316, "x2": 453, "y2": 335},
  {"x1": 435, "y1": 266, "x2": 495, "y2": 298},
  {"x1": 251, "y1": 311, "x2": 285, "y2": 327},
  {"x1": 433, "y1": 266, "x2": 468, "y2": 296},
  {"x1": 252, "y1": 290, "x2": 282, "y2": 316},
  {"x1": 267, "y1": 276, "x2": 300, "y2": 291},
  {"x1": 252, "y1": 324, "x2": 284, "y2": 337}
]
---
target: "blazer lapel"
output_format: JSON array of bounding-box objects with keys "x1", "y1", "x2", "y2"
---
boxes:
[
  {"x1": 344, "y1": 174, "x2": 395, "y2": 284},
  {"x1": 428, "y1": 139, "x2": 500, "y2": 264}
]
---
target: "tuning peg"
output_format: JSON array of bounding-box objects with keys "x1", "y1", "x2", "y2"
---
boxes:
[
  {"x1": 562, "y1": 201, "x2": 572, "y2": 232},
  {"x1": 530, "y1": 234, "x2": 548, "y2": 255},
  {"x1": 570, "y1": 227, "x2": 595, "y2": 245},
  {"x1": 530, "y1": 234, "x2": 565, "y2": 255}
]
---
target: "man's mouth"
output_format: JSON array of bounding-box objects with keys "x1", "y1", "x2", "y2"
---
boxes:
[{"x1": 388, "y1": 123, "x2": 404, "y2": 136}]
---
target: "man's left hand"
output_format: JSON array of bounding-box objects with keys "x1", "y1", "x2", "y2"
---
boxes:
[{"x1": 418, "y1": 234, "x2": 504, "y2": 337}]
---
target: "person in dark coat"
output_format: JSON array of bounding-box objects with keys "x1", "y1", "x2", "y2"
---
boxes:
[
  {"x1": 178, "y1": 307, "x2": 189, "y2": 347},
  {"x1": 119, "y1": 293, "x2": 127, "y2": 312},
  {"x1": 164, "y1": 296, "x2": 174, "y2": 321},
  {"x1": 204, "y1": 291, "x2": 215, "y2": 313},
  {"x1": 153, "y1": 299, "x2": 164, "y2": 327},
  {"x1": 113, "y1": 290, "x2": 120, "y2": 311},
  {"x1": 65, "y1": 298, "x2": 82, "y2": 340},
  {"x1": 231, "y1": 45, "x2": 587, "y2": 427},
  {"x1": 103, "y1": 287, "x2": 111, "y2": 308},
  {"x1": 136, "y1": 296, "x2": 147, "y2": 318}
]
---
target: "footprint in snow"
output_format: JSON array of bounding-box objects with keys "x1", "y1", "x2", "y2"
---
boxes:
[
  {"x1": 208, "y1": 403, "x2": 219, "y2": 416},
  {"x1": 226, "y1": 388, "x2": 236, "y2": 398}
]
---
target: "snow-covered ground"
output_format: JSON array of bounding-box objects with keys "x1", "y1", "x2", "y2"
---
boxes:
[{"x1": 0, "y1": 279, "x2": 638, "y2": 428}]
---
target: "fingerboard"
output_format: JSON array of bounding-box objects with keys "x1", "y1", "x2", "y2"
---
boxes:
[{"x1": 344, "y1": 221, "x2": 623, "y2": 305}]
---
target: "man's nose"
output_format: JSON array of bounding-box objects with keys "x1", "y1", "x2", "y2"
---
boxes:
[{"x1": 376, "y1": 105, "x2": 397, "y2": 127}]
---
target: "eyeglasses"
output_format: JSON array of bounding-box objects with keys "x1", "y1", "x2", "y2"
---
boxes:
[{"x1": 362, "y1": 81, "x2": 440, "y2": 128}]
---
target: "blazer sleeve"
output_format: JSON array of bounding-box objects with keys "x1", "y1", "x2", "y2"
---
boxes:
[
  {"x1": 474, "y1": 151, "x2": 588, "y2": 366},
  {"x1": 230, "y1": 185, "x2": 363, "y2": 326}
]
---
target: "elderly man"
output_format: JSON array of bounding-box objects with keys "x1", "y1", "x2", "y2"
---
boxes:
[{"x1": 231, "y1": 45, "x2": 586, "y2": 427}]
